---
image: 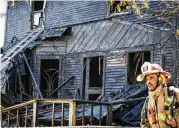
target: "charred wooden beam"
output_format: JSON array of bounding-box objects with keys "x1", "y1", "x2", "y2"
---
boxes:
[
  {"x1": 111, "y1": 97, "x2": 146, "y2": 105},
  {"x1": 46, "y1": 76, "x2": 75, "y2": 98},
  {"x1": 22, "y1": 53, "x2": 43, "y2": 99}
]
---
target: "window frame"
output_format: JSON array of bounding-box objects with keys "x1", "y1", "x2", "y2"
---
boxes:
[
  {"x1": 30, "y1": 0, "x2": 45, "y2": 29},
  {"x1": 82, "y1": 52, "x2": 106, "y2": 100},
  {"x1": 125, "y1": 46, "x2": 153, "y2": 84}
]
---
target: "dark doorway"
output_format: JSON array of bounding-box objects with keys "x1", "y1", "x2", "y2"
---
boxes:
[
  {"x1": 40, "y1": 59, "x2": 59, "y2": 98},
  {"x1": 83, "y1": 56, "x2": 103, "y2": 100},
  {"x1": 89, "y1": 57, "x2": 103, "y2": 87},
  {"x1": 128, "y1": 51, "x2": 150, "y2": 85}
]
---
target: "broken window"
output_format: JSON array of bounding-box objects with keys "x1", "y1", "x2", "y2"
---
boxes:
[
  {"x1": 40, "y1": 59, "x2": 59, "y2": 98},
  {"x1": 83, "y1": 56, "x2": 103, "y2": 100},
  {"x1": 110, "y1": 0, "x2": 130, "y2": 14},
  {"x1": 31, "y1": 1, "x2": 44, "y2": 29},
  {"x1": 127, "y1": 51, "x2": 150, "y2": 85}
]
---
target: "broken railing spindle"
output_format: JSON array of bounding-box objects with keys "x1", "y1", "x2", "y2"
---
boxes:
[
  {"x1": 90, "y1": 104, "x2": 94, "y2": 125},
  {"x1": 82, "y1": 104, "x2": 85, "y2": 126},
  {"x1": 61, "y1": 103, "x2": 64, "y2": 126},
  {"x1": 52, "y1": 103, "x2": 55, "y2": 127}
]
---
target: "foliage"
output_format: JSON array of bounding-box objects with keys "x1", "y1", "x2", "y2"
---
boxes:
[{"x1": 110, "y1": 0, "x2": 179, "y2": 35}]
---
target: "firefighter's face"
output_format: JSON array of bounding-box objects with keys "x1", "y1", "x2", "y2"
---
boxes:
[{"x1": 145, "y1": 73, "x2": 158, "y2": 91}]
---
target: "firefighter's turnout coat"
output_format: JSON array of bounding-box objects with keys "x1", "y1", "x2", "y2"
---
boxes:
[{"x1": 141, "y1": 84, "x2": 179, "y2": 128}]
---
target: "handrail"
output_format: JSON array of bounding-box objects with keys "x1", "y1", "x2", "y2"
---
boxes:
[
  {"x1": 74, "y1": 99, "x2": 110, "y2": 105},
  {"x1": 0, "y1": 99, "x2": 36, "y2": 113},
  {"x1": 47, "y1": 76, "x2": 75, "y2": 98}
]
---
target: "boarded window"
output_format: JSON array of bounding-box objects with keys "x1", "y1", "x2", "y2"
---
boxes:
[{"x1": 128, "y1": 51, "x2": 150, "y2": 85}]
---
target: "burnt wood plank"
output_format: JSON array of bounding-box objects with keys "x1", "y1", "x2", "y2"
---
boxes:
[
  {"x1": 83, "y1": 20, "x2": 111, "y2": 52},
  {"x1": 88, "y1": 20, "x2": 112, "y2": 51},
  {"x1": 78, "y1": 22, "x2": 101, "y2": 53}
]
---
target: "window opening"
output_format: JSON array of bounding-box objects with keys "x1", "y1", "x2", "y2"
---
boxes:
[
  {"x1": 31, "y1": 1, "x2": 44, "y2": 29},
  {"x1": 110, "y1": 0, "x2": 130, "y2": 14},
  {"x1": 34, "y1": 1, "x2": 44, "y2": 11},
  {"x1": 40, "y1": 59, "x2": 59, "y2": 98},
  {"x1": 128, "y1": 51, "x2": 150, "y2": 85}
]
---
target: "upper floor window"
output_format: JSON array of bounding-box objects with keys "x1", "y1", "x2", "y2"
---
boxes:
[
  {"x1": 31, "y1": 1, "x2": 44, "y2": 29},
  {"x1": 110, "y1": 0, "x2": 130, "y2": 14}
]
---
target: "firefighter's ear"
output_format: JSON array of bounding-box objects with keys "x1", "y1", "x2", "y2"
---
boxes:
[{"x1": 158, "y1": 77, "x2": 162, "y2": 82}]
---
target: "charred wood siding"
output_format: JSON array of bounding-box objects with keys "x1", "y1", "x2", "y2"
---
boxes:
[
  {"x1": 105, "y1": 50, "x2": 126, "y2": 97},
  {"x1": 5, "y1": 2, "x2": 30, "y2": 48},
  {"x1": 66, "y1": 20, "x2": 172, "y2": 52},
  {"x1": 64, "y1": 20, "x2": 174, "y2": 97},
  {"x1": 60, "y1": 54, "x2": 83, "y2": 98},
  {"x1": 45, "y1": 1, "x2": 108, "y2": 29},
  {"x1": 33, "y1": 41, "x2": 67, "y2": 98},
  {"x1": 35, "y1": 41, "x2": 66, "y2": 55},
  {"x1": 33, "y1": 19, "x2": 175, "y2": 98}
]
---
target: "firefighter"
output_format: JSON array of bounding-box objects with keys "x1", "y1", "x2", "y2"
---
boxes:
[{"x1": 137, "y1": 62, "x2": 179, "y2": 128}]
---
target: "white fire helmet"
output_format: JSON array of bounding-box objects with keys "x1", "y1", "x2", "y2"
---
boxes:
[{"x1": 137, "y1": 62, "x2": 171, "y2": 82}]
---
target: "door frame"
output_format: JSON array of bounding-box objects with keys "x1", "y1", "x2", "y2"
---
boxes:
[{"x1": 81, "y1": 52, "x2": 106, "y2": 100}]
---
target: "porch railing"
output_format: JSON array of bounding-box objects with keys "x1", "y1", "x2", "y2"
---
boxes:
[{"x1": 0, "y1": 99, "x2": 112, "y2": 127}]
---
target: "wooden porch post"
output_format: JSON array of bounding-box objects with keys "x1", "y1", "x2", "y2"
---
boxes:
[
  {"x1": 69, "y1": 101, "x2": 76, "y2": 126},
  {"x1": 32, "y1": 100, "x2": 38, "y2": 127}
]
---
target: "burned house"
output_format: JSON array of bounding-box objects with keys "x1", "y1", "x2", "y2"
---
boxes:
[{"x1": 0, "y1": 1, "x2": 179, "y2": 127}]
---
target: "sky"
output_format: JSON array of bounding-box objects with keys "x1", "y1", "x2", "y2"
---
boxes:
[{"x1": 0, "y1": 0, "x2": 7, "y2": 48}]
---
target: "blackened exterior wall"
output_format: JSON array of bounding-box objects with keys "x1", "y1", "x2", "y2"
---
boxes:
[
  {"x1": 33, "y1": 20, "x2": 175, "y2": 98},
  {"x1": 4, "y1": 1, "x2": 108, "y2": 49},
  {"x1": 3, "y1": 1, "x2": 177, "y2": 98}
]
